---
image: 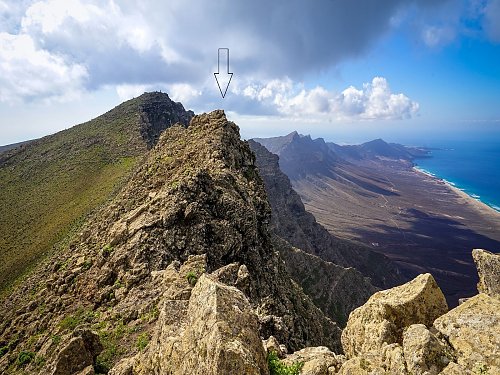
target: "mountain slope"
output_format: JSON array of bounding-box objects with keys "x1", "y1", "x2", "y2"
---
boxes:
[
  {"x1": 0, "y1": 110, "x2": 340, "y2": 374},
  {"x1": 248, "y1": 139, "x2": 403, "y2": 289},
  {"x1": 0, "y1": 92, "x2": 193, "y2": 293}
]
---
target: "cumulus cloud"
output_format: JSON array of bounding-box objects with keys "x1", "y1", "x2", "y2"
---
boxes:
[
  {"x1": 240, "y1": 77, "x2": 419, "y2": 121},
  {"x1": 0, "y1": 0, "x2": 449, "y2": 104},
  {"x1": 0, "y1": 32, "x2": 87, "y2": 102}
]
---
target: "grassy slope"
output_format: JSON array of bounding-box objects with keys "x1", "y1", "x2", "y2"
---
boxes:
[{"x1": 0, "y1": 96, "x2": 157, "y2": 293}]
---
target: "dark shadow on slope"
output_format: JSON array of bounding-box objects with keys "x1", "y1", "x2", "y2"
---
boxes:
[{"x1": 349, "y1": 208, "x2": 500, "y2": 306}]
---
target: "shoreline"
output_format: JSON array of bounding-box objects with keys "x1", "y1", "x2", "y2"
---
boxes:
[{"x1": 412, "y1": 166, "x2": 500, "y2": 217}]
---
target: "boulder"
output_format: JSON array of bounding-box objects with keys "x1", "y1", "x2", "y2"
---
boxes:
[
  {"x1": 283, "y1": 346, "x2": 345, "y2": 375},
  {"x1": 52, "y1": 337, "x2": 93, "y2": 375},
  {"x1": 52, "y1": 329, "x2": 102, "y2": 375},
  {"x1": 136, "y1": 274, "x2": 268, "y2": 375},
  {"x1": 472, "y1": 249, "x2": 500, "y2": 298},
  {"x1": 341, "y1": 273, "x2": 448, "y2": 358},
  {"x1": 433, "y1": 293, "x2": 500, "y2": 372},
  {"x1": 402, "y1": 324, "x2": 452, "y2": 374},
  {"x1": 175, "y1": 274, "x2": 268, "y2": 374}
]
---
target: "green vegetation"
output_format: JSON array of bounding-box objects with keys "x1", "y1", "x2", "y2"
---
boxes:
[
  {"x1": 186, "y1": 271, "x2": 198, "y2": 286},
  {"x1": 59, "y1": 307, "x2": 99, "y2": 331},
  {"x1": 95, "y1": 319, "x2": 132, "y2": 373},
  {"x1": 267, "y1": 351, "x2": 303, "y2": 375},
  {"x1": 474, "y1": 362, "x2": 489, "y2": 374},
  {"x1": 0, "y1": 345, "x2": 8, "y2": 357},
  {"x1": 51, "y1": 335, "x2": 61, "y2": 345},
  {"x1": 136, "y1": 332, "x2": 150, "y2": 352},
  {"x1": 0, "y1": 95, "x2": 153, "y2": 295},
  {"x1": 16, "y1": 351, "x2": 35, "y2": 367},
  {"x1": 34, "y1": 354, "x2": 46, "y2": 368},
  {"x1": 102, "y1": 244, "x2": 114, "y2": 258}
]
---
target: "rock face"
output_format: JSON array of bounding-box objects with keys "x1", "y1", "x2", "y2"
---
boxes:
[
  {"x1": 249, "y1": 139, "x2": 403, "y2": 290},
  {"x1": 283, "y1": 346, "x2": 345, "y2": 375},
  {"x1": 433, "y1": 293, "x2": 500, "y2": 373},
  {"x1": 402, "y1": 324, "x2": 452, "y2": 375},
  {"x1": 278, "y1": 240, "x2": 377, "y2": 327},
  {"x1": 52, "y1": 329, "x2": 103, "y2": 375},
  {"x1": 341, "y1": 273, "x2": 448, "y2": 358},
  {"x1": 472, "y1": 248, "x2": 500, "y2": 298}
]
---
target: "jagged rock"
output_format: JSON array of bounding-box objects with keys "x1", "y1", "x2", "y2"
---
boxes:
[
  {"x1": 439, "y1": 362, "x2": 467, "y2": 374},
  {"x1": 341, "y1": 273, "x2": 448, "y2": 358},
  {"x1": 472, "y1": 249, "x2": 500, "y2": 298},
  {"x1": 283, "y1": 346, "x2": 345, "y2": 375},
  {"x1": 76, "y1": 366, "x2": 94, "y2": 375},
  {"x1": 402, "y1": 324, "x2": 452, "y2": 374},
  {"x1": 137, "y1": 274, "x2": 268, "y2": 375},
  {"x1": 52, "y1": 329, "x2": 102, "y2": 375},
  {"x1": 264, "y1": 336, "x2": 285, "y2": 358},
  {"x1": 337, "y1": 343, "x2": 406, "y2": 374},
  {"x1": 433, "y1": 293, "x2": 500, "y2": 373}
]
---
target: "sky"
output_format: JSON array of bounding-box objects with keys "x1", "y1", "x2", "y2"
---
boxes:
[{"x1": 0, "y1": 0, "x2": 499, "y2": 145}]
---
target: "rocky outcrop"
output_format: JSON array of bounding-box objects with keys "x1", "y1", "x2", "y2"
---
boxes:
[
  {"x1": 134, "y1": 274, "x2": 268, "y2": 375},
  {"x1": 52, "y1": 329, "x2": 103, "y2": 375},
  {"x1": 472, "y1": 248, "x2": 500, "y2": 298},
  {"x1": 283, "y1": 346, "x2": 345, "y2": 375},
  {"x1": 433, "y1": 293, "x2": 500, "y2": 373},
  {"x1": 341, "y1": 273, "x2": 448, "y2": 358},
  {"x1": 402, "y1": 324, "x2": 453, "y2": 375}
]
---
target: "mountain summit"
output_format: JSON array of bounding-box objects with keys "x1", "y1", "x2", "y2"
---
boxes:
[{"x1": 0, "y1": 92, "x2": 193, "y2": 292}]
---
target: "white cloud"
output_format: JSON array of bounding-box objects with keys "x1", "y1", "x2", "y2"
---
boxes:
[
  {"x1": 167, "y1": 83, "x2": 201, "y2": 104},
  {"x1": 0, "y1": 32, "x2": 87, "y2": 103},
  {"x1": 422, "y1": 25, "x2": 455, "y2": 47},
  {"x1": 0, "y1": 0, "x2": 449, "y2": 104},
  {"x1": 116, "y1": 84, "x2": 152, "y2": 102},
  {"x1": 240, "y1": 77, "x2": 419, "y2": 121}
]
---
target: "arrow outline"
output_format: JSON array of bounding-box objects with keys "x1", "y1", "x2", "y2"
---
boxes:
[{"x1": 214, "y1": 48, "x2": 233, "y2": 98}]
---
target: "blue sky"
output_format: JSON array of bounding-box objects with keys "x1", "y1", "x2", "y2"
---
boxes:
[{"x1": 0, "y1": 0, "x2": 499, "y2": 145}]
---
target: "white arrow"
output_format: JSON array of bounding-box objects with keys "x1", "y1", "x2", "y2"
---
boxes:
[{"x1": 214, "y1": 48, "x2": 233, "y2": 98}]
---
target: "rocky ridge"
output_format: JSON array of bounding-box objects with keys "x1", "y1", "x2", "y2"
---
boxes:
[{"x1": 0, "y1": 110, "x2": 340, "y2": 374}]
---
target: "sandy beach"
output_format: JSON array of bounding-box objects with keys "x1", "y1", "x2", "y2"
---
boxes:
[{"x1": 413, "y1": 166, "x2": 500, "y2": 224}]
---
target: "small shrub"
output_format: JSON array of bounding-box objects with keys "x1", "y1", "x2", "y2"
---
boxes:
[
  {"x1": 186, "y1": 271, "x2": 198, "y2": 286},
  {"x1": 34, "y1": 355, "x2": 46, "y2": 367},
  {"x1": 59, "y1": 307, "x2": 98, "y2": 331},
  {"x1": 102, "y1": 244, "x2": 114, "y2": 257},
  {"x1": 267, "y1": 351, "x2": 303, "y2": 375},
  {"x1": 17, "y1": 351, "x2": 35, "y2": 367},
  {"x1": 51, "y1": 335, "x2": 61, "y2": 345},
  {"x1": 136, "y1": 332, "x2": 150, "y2": 352},
  {"x1": 474, "y1": 362, "x2": 489, "y2": 375},
  {"x1": 0, "y1": 345, "x2": 8, "y2": 357}
]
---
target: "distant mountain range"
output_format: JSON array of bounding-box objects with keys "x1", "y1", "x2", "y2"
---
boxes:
[{"x1": 253, "y1": 132, "x2": 500, "y2": 305}]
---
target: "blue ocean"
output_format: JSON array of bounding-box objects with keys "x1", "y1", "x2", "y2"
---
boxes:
[{"x1": 412, "y1": 140, "x2": 500, "y2": 212}]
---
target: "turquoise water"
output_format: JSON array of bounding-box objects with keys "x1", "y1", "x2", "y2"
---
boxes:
[{"x1": 413, "y1": 141, "x2": 500, "y2": 212}]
